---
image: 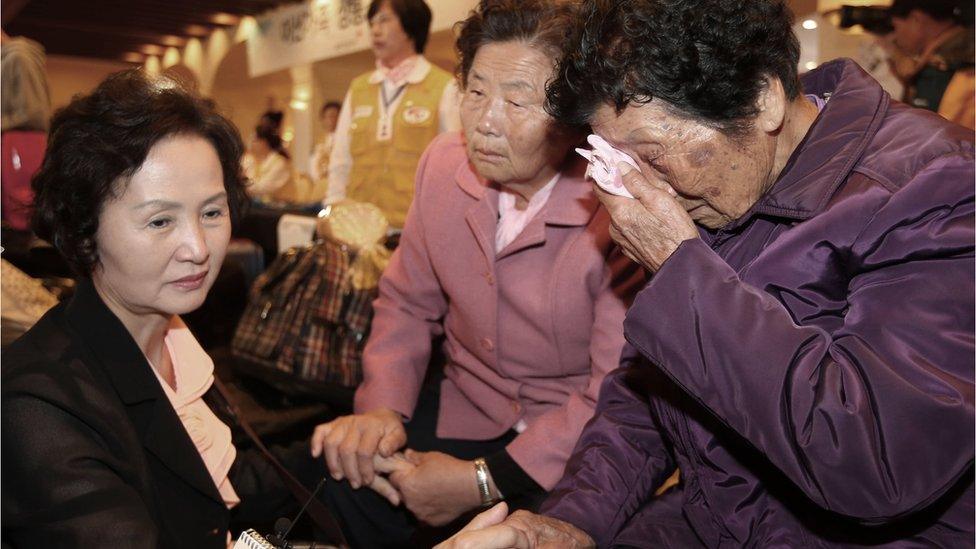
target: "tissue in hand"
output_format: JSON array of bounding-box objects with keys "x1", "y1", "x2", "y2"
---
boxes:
[{"x1": 575, "y1": 134, "x2": 639, "y2": 199}]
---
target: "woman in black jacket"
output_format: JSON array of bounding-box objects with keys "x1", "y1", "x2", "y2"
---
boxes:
[{"x1": 1, "y1": 70, "x2": 328, "y2": 548}]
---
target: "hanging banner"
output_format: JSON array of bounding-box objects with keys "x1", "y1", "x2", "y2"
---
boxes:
[
  {"x1": 246, "y1": 0, "x2": 477, "y2": 78},
  {"x1": 247, "y1": 0, "x2": 368, "y2": 78}
]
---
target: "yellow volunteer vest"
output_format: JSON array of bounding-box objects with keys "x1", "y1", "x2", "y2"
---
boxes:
[{"x1": 346, "y1": 64, "x2": 452, "y2": 228}]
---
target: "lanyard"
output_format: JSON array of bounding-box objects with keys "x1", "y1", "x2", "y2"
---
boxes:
[
  {"x1": 378, "y1": 82, "x2": 407, "y2": 141},
  {"x1": 380, "y1": 82, "x2": 406, "y2": 111}
]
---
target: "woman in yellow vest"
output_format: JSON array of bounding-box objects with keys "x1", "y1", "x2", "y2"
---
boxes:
[{"x1": 324, "y1": 0, "x2": 461, "y2": 229}]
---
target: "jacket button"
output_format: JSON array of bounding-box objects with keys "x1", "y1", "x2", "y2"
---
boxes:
[
  {"x1": 485, "y1": 272, "x2": 494, "y2": 285},
  {"x1": 481, "y1": 337, "x2": 494, "y2": 352}
]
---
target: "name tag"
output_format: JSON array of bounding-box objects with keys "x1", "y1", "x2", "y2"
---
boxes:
[{"x1": 353, "y1": 105, "x2": 373, "y2": 119}]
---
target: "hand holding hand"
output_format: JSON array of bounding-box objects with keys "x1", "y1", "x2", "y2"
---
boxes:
[
  {"x1": 363, "y1": 453, "x2": 414, "y2": 506},
  {"x1": 434, "y1": 505, "x2": 594, "y2": 549},
  {"x1": 595, "y1": 162, "x2": 699, "y2": 273},
  {"x1": 433, "y1": 502, "x2": 529, "y2": 549},
  {"x1": 390, "y1": 450, "x2": 483, "y2": 526},
  {"x1": 309, "y1": 408, "x2": 406, "y2": 489},
  {"x1": 505, "y1": 510, "x2": 594, "y2": 548}
]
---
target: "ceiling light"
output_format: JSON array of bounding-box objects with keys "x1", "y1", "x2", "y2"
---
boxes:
[
  {"x1": 802, "y1": 19, "x2": 818, "y2": 30},
  {"x1": 184, "y1": 24, "x2": 210, "y2": 37},
  {"x1": 160, "y1": 35, "x2": 185, "y2": 47},
  {"x1": 235, "y1": 17, "x2": 258, "y2": 43},
  {"x1": 211, "y1": 12, "x2": 240, "y2": 26},
  {"x1": 162, "y1": 47, "x2": 181, "y2": 68},
  {"x1": 141, "y1": 44, "x2": 165, "y2": 56}
]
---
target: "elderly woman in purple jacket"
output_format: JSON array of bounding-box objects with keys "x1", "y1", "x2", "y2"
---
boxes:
[{"x1": 439, "y1": 0, "x2": 975, "y2": 547}]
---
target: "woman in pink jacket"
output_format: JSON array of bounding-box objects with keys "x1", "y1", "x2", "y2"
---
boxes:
[{"x1": 308, "y1": 1, "x2": 644, "y2": 546}]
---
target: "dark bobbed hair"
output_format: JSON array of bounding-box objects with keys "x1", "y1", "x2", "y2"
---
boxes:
[
  {"x1": 254, "y1": 124, "x2": 290, "y2": 159},
  {"x1": 320, "y1": 101, "x2": 342, "y2": 115},
  {"x1": 257, "y1": 110, "x2": 283, "y2": 135},
  {"x1": 368, "y1": 0, "x2": 433, "y2": 54},
  {"x1": 455, "y1": 0, "x2": 581, "y2": 93},
  {"x1": 546, "y1": 0, "x2": 802, "y2": 136},
  {"x1": 31, "y1": 69, "x2": 248, "y2": 276}
]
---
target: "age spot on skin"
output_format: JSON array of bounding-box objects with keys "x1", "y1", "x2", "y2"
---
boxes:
[
  {"x1": 689, "y1": 146, "x2": 713, "y2": 168},
  {"x1": 705, "y1": 186, "x2": 722, "y2": 198}
]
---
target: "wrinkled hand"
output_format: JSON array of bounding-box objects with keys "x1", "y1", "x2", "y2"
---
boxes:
[
  {"x1": 390, "y1": 450, "x2": 482, "y2": 526},
  {"x1": 310, "y1": 408, "x2": 406, "y2": 489},
  {"x1": 364, "y1": 453, "x2": 415, "y2": 505},
  {"x1": 434, "y1": 503, "x2": 529, "y2": 549},
  {"x1": 434, "y1": 505, "x2": 594, "y2": 549},
  {"x1": 504, "y1": 510, "x2": 594, "y2": 548},
  {"x1": 596, "y1": 162, "x2": 699, "y2": 273}
]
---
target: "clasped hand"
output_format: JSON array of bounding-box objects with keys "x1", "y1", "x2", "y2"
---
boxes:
[
  {"x1": 310, "y1": 409, "x2": 482, "y2": 525},
  {"x1": 434, "y1": 503, "x2": 594, "y2": 549}
]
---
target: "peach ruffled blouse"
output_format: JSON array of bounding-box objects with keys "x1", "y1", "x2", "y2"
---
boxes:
[{"x1": 150, "y1": 317, "x2": 240, "y2": 509}]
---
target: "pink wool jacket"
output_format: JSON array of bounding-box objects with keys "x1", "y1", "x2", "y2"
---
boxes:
[{"x1": 354, "y1": 132, "x2": 644, "y2": 488}]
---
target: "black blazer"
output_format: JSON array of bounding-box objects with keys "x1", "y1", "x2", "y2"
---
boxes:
[{"x1": 2, "y1": 280, "x2": 231, "y2": 548}]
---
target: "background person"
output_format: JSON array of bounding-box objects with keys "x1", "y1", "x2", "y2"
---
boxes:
[
  {"x1": 258, "y1": 95, "x2": 284, "y2": 136},
  {"x1": 242, "y1": 124, "x2": 293, "y2": 202},
  {"x1": 441, "y1": 0, "x2": 975, "y2": 546},
  {"x1": 324, "y1": 0, "x2": 460, "y2": 229},
  {"x1": 1, "y1": 35, "x2": 49, "y2": 233},
  {"x1": 308, "y1": 1, "x2": 644, "y2": 546},
  {"x1": 309, "y1": 100, "x2": 341, "y2": 183},
  {"x1": 887, "y1": 0, "x2": 974, "y2": 128}
]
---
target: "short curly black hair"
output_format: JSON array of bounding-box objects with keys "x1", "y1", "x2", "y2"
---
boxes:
[
  {"x1": 546, "y1": 0, "x2": 802, "y2": 136},
  {"x1": 31, "y1": 69, "x2": 248, "y2": 276},
  {"x1": 455, "y1": 0, "x2": 580, "y2": 91}
]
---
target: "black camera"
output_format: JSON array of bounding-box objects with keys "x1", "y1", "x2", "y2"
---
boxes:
[{"x1": 838, "y1": 5, "x2": 894, "y2": 35}]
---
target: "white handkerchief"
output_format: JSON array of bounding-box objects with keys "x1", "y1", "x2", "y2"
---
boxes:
[{"x1": 575, "y1": 134, "x2": 639, "y2": 199}]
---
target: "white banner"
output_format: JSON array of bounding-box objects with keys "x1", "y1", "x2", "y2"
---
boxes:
[
  {"x1": 247, "y1": 0, "x2": 478, "y2": 78},
  {"x1": 247, "y1": 0, "x2": 369, "y2": 78}
]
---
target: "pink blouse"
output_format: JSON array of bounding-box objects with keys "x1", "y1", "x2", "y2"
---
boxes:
[{"x1": 151, "y1": 317, "x2": 240, "y2": 509}]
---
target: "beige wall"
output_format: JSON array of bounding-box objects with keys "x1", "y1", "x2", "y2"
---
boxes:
[
  {"x1": 788, "y1": 0, "x2": 818, "y2": 17},
  {"x1": 209, "y1": 42, "x2": 293, "y2": 146},
  {"x1": 45, "y1": 55, "x2": 130, "y2": 111}
]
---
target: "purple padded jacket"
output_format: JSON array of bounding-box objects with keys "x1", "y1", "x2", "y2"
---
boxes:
[{"x1": 541, "y1": 59, "x2": 975, "y2": 547}]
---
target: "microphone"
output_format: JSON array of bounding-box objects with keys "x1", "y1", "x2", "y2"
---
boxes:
[
  {"x1": 273, "y1": 518, "x2": 292, "y2": 544},
  {"x1": 236, "y1": 529, "x2": 323, "y2": 549},
  {"x1": 274, "y1": 477, "x2": 329, "y2": 549}
]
